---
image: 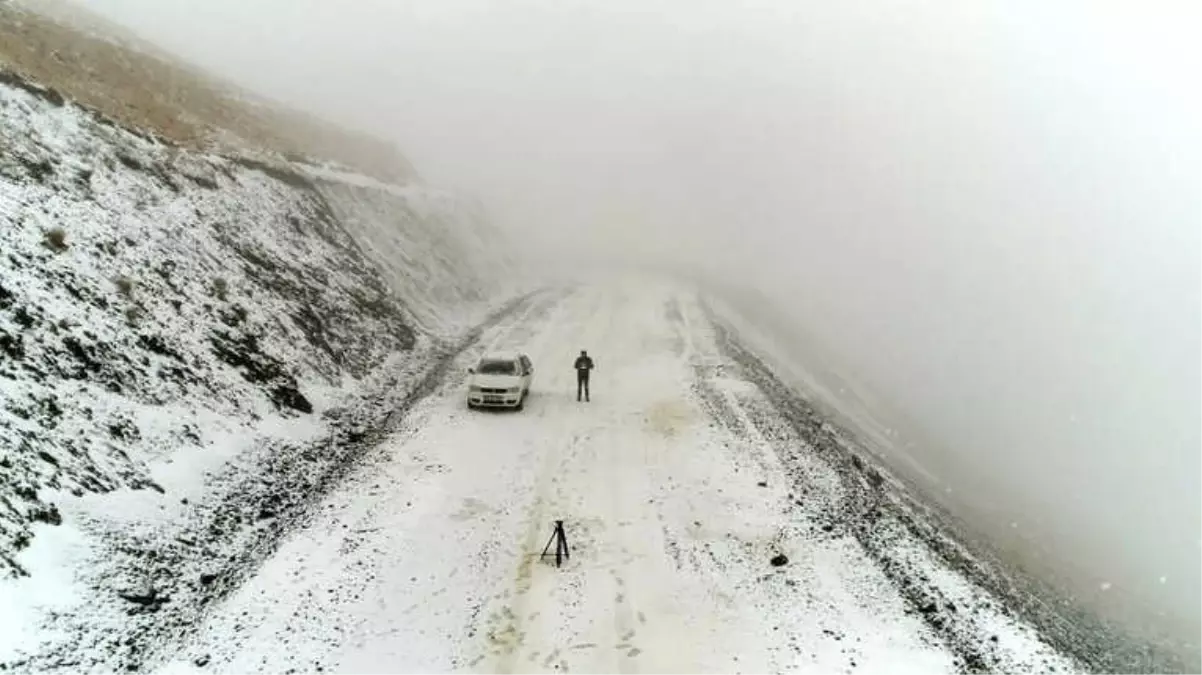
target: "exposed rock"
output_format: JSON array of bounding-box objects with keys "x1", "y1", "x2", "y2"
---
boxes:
[
  {"x1": 117, "y1": 582, "x2": 169, "y2": 612},
  {"x1": 28, "y1": 503, "x2": 62, "y2": 526}
]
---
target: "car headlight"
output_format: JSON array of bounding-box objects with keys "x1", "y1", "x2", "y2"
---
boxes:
[
  {"x1": 469, "y1": 385, "x2": 482, "y2": 392},
  {"x1": 509, "y1": 387, "x2": 521, "y2": 393}
]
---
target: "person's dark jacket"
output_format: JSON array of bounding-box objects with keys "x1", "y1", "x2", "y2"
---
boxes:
[{"x1": 574, "y1": 355, "x2": 594, "y2": 375}]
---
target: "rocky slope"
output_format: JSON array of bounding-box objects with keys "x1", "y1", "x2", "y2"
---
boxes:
[{"x1": 0, "y1": 61, "x2": 516, "y2": 584}]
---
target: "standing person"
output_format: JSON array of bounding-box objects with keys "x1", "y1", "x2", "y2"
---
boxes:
[{"x1": 574, "y1": 350, "x2": 594, "y2": 402}]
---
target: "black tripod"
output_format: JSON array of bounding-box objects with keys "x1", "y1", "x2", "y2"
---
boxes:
[{"x1": 540, "y1": 520, "x2": 570, "y2": 567}]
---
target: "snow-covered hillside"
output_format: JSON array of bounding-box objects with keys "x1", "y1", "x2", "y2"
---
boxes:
[
  {"x1": 308, "y1": 171, "x2": 516, "y2": 336},
  {"x1": 0, "y1": 12, "x2": 1184, "y2": 672},
  {"x1": 0, "y1": 67, "x2": 519, "y2": 586}
]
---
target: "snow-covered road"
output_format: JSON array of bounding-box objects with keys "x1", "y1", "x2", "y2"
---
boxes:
[{"x1": 155, "y1": 282, "x2": 1077, "y2": 674}]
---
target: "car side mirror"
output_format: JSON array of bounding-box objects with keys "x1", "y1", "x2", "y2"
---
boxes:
[{"x1": 468, "y1": 367, "x2": 475, "y2": 374}]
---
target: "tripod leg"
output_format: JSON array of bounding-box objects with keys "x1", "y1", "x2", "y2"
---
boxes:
[{"x1": 560, "y1": 525, "x2": 570, "y2": 560}]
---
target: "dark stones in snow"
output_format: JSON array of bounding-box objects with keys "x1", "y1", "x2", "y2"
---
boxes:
[
  {"x1": 207, "y1": 330, "x2": 313, "y2": 414},
  {"x1": 0, "y1": 68, "x2": 66, "y2": 107},
  {"x1": 13, "y1": 484, "x2": 37, "y2": 501},
  {"x1": 107, "y1": 418, "x2": 141, "y2": 441},
  {"x1": 0, "y1": 332, "x2": 24, "y2": 360},
  {"x1": 29, "y1": 502, "x2": 62, "y2": 526},
  {"x1": 822, "y1": 628, "x2": 845, "y2": 641},
  {"x1": 13, "y1": 305, "x2": 37, "y2": 329},
  {"x1": 117, "y1": 583, "x2": 170, "y2": 613},
  {"x1": 770, "y1": 554, "x2": 789, "y2": 567}
]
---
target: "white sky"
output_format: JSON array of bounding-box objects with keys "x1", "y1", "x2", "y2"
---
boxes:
[{"x1": 79, "y1": 0, "x2": 1201, "y2": 656}]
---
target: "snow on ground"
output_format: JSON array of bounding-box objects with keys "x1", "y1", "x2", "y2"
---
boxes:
[
  {"x1": 0, "y1": 66, "x2": 524, "y2": 670},
  {"x1": 0, "y1": 294, "x2": 537, "y2": 672},
  {"x1": 152, "y1": 282, "x2": 1080, "y2": 674},
  {"x1": 701, "y1": 293, "x2": 939, "y2": 489},
  {"x1": 0, "y1": 63, "x2": 1095, "y2": 675},
  {"x1": 0, "y1": 63, "x2": 514, "y2": 565}
]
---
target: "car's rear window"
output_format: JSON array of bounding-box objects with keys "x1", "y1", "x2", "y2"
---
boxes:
[{"x1": 477, "y1": 359, "x2": 517, "y2": 375}]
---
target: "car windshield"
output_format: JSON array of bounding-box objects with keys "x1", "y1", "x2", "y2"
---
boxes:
[{"x1": 477, "y1": 359, "x2": 517, "y2": 375}]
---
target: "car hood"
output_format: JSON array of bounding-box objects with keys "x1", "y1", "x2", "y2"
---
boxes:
[{"x1": 470, "y1": 374, "x2": 522, "y2": 388}]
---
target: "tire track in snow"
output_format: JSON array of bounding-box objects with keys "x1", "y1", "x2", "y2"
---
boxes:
[
  {"x1": 482, "y1": 288, "x2": 572, "y2": 355},
  {"x1": 487, "y1": 285, "x2": 653, "y2": 673},
  {"x1": 540, "y1": 286, "x2": 712, "y2": 672},
  {"x1": 472, "y1": 288, "x2": 607, "y2": 673}
]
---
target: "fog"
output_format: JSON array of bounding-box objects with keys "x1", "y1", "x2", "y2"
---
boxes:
[{"x1": 81, "y1": 0, "x2": 1201, "y2": 657}]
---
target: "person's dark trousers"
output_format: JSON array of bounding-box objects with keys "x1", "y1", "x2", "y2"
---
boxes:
[{"x1": 577, "y1": 373, "x2": 590, "y2": 401}]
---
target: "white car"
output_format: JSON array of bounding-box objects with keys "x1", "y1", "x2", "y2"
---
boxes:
[{"x1": 466, "y1": 352, "x2": 533, "y2": 410}]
